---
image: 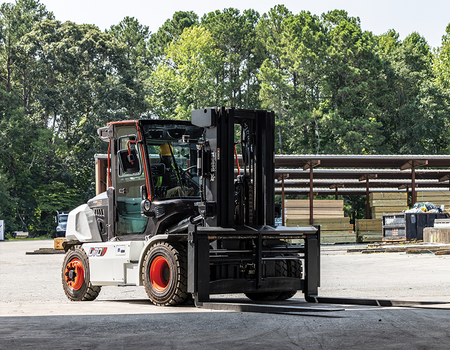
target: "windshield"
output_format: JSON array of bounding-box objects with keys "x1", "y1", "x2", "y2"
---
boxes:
[
  {"x1": 59, "y1": 215, "x2": 68, "y2": 223},
  {"x1": 144, "y1": 123, "x2": 203, "y2": 200}
]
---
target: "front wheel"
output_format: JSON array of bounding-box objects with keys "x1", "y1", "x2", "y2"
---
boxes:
[
  {"x1": 142, "y1": 242, "x2": 188, "y2": 306},
  {"x1": 62, "y1": 245, "x2": 101, "y2": 301}
]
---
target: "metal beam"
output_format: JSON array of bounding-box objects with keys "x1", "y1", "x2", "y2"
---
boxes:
[
  {"x1": 400, "y1": 159, "x2": 428, "y2": 171},
  {"x1": 303, "y1": 159, "x2": 320, "y2": 171},
  {"x1": 359, "y1": 174, "x2": 378, "y2": 181},
  {"x1": 366, "y1": 179, "x2": 370, "y2": 219},
  {"x1": 358, "y1": 174, "x2": 377, "y2": 219},
  {"x1": 274, "y1": 180, "x2": 447, "y2": 189},
  {"x1": 277, "y1": 174, "x2": 289, "y2": 226},
  {"x1": 310, "y1": 166, "x2": 314, "y2": 225},
  {"x1": 330, "y1": 184, "x2": 344, "y2": 200},
  {"x1": 303, "y1": 160, "x2": 320, "y2": 225},
  {"x1": 439, "y1": 174, "x2": 450, "y2": 182},
  {"x1": 399, "y1": 160, "x2": 430, "y2": 207},
  {"x1": 398, "y1": 184, "x2": 418, "y2": 190},
  {"x1": 329, "y1": 184, "x2": 345, "y2": 189}
]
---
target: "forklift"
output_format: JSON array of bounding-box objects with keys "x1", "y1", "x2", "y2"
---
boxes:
[{"x1": 62, "y1": 107, "x2": 321, "y2": 307}]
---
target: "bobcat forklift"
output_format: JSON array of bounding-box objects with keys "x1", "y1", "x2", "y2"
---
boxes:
[{"x1": 62, "y1": 107, "x2": 322, "y2": 308}]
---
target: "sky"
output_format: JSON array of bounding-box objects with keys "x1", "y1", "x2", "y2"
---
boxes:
[{"x1": 37, "y1": 0, "x2": 449, "y2": 49}]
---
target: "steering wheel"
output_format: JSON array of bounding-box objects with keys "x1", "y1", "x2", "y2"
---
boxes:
[
  {"x1": 182, "y1": 166, "x2": 198, "y2": 179},
  {"x1": 180, "y1": 166, "x2": 199, "y2": 191}
]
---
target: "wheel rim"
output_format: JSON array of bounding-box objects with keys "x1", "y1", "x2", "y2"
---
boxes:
[
  {"x1": 150, "y1": 256, "x2": 171, "y2": 292},
  {"x1": 64, "y1": 258, "x2": 84, "y2": 290}
]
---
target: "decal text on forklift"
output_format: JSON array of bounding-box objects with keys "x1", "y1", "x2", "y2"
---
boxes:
[{"x1": 89, "y1": 247, "x2": 107, "y2": 257}]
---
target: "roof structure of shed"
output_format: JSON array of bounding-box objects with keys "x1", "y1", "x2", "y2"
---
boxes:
[
  {"x1": 270, "y1": 154, "x2": 450, "y2": 223},
  {"x1": 272, "y1": 155, "x2": 450, "y2": 196},
  {"x1": 274, "y1": 154, "x2": 450, "y2": 169}
]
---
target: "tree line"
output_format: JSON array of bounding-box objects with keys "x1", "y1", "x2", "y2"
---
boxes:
[{"x1": 1, "y1": 0, "x2": 449, "y2": 235}]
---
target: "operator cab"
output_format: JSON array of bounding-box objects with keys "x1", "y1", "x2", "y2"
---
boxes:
[
  {"x1": 95, "y1": 120, "x2": 203, "y2": 240},
  {"x1": 144, "y1": 123, "x2": 202, "y2": 200}
]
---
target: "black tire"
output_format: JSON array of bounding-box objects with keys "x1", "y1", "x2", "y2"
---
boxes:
[
  {"x1": 142, "y1": 242, "x2": 188, "y2": 306},
  {"x1": 245, "y1": 258, "x2": 303, "y2": 302},
  {"x1": 276, "y1": 258, "x2": 302, "y2": 301},
  {"x1": 245, "y1": 260, "x2": 288, "y2": 301},
  {"x1": 62, "y1": 245, "x2": 101, "y2": 301}
]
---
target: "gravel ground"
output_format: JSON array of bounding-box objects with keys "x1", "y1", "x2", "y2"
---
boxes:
[{"x1": 0, "y1": 240, "x2": 449, "y2": 350}]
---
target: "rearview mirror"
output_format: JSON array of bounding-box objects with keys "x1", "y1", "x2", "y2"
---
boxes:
[{"x1": 118, "y1": 149, "x2": 140, "y2": 174}]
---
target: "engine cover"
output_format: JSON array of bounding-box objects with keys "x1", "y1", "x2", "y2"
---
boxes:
[{"x1": 66, "y1": 204, "x2": 102, "y2": 243}]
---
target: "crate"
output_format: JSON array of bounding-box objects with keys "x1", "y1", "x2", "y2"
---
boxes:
[
  {"x1": 382, "y1": 212, "x2": 450, "y2": 241},
  {"x1": 383, "y1": 226, "x2": 407, "y2": 240},
  {"x1": 54, "y1": 238, "x2": 66, "y2": 250}
]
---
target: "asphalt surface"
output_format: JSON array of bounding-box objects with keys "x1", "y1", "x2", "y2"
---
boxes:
[{"x1": 1, "y1": 240, "x2": 449, "y2": 350}]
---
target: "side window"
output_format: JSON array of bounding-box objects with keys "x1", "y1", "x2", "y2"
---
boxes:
[
  {"x1": 114, "y1": 126, "x2": 147, "y2": 235},
  {"x1": 117, "y1": 135, "x2": 142, "y2": 177}
]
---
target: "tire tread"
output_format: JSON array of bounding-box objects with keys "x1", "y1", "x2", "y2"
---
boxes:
[{"x1": 62, "y1": 245, "x2": 101, "y2": 301}]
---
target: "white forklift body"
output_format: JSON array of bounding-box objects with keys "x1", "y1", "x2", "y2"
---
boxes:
[
  {"x1": 66, "y1": 204, "x2": 170, "y2": 286},
  {"x1": 66, "y1": 204, "x2": 102, "y2": 243}
]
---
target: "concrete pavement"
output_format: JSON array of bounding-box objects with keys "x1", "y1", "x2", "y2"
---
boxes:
[{"x1": 1, "y1": 240, "x2": 449, "y2": 349}]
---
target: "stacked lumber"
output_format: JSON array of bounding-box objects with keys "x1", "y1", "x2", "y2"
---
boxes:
[
  {"x1": 415, "y1": 191, "x2": 450, "y2": 213},
  {"x1": 285, "y1": 216, "x2": 356, "y2": 244},
  {"x1": 284, "y1": 200, "x2": 344, "y2": 219},
  {"x1": 369, "y1": 192, "x2": 409, "y2": 219},
  {"x1": 355, "y1": 219, "x2": 382, "y2": 242}
]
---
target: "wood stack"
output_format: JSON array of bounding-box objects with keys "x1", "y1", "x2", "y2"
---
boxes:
[
  {"x1": 415, "y1": 191, "x2": 450, "y2": 213},
  {"x1": 284, "y1": 200, "x2": 344, "y2": 219},
  {"x1": 284, "y1": 200, "x2": 355, "y2": 244},
  {"x1": 369, "y1": 192, "x2": 409, "y2": 219},
  {"x1": 355, "y1": 219, "x2": 382, "y2": 242}
]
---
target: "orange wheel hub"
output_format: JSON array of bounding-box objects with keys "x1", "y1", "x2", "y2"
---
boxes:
[
  {"x1": 64, "y1": 258, "x2": 84, "y2": 290},
  {"x1": 150, "y1": 256, "x2": 170, "y2": 291}
]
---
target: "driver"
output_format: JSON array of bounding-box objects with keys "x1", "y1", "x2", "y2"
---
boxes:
[
  {"x1": 159, "y1": 143, "x2": 179, "y2": 189},
  {"x1": 156, "y1": 143, "x2": 195, "y2": 198}
]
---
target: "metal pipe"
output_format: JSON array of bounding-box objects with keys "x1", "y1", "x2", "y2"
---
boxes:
[
  {"x1": 206, "y1": 235, "x2": 309, "y2": 240},
  {"x1": 209, "y1": 256, "x2": 303, "y2": 263},
  {"x1": 412, "y1": 164, "x2": 416, "y2": 206},
  {"x1": 262, "y1": 256, "x2": 303, "y2": 261},
  {"x1": 210, "y1": 250, "x2": 253, "y2": 254},
  {"x1": 310, "y1": 166, "x2": 314, "y2": 225},
  {"x1": 366, "y1": 178, "x2": 370, "y2": 219},
  {"x1": 282, "y1": 175, "x2": 286, "y2": 226},
  {"x1": 209, "y1": 248, "x2": 305, "y2": 254},
  {"x1": 262, "y1": 247, "x2": 305, "y2": 253}
]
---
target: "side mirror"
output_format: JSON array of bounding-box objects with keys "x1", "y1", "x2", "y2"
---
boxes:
[{"x1": 118, "y1": 149, "x2": 140, "y2": 174}]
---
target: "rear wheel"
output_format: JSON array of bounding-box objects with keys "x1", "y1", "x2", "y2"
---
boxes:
[
  {"x1": 245, "y1": 257, "x2": 302, "y2": 302},
  {"x1": 62, "y1": 245, "x2": 101, "y2": 301},
  {"x1": 245, "y1": 260, "x2": 288, "y2": 301},
  {"x1": 143, "y1": 242, "x2": 188, "y2": 306},
  {"x1": 276, "y1": 259, "x2": 302, "y2": 300}
]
